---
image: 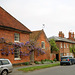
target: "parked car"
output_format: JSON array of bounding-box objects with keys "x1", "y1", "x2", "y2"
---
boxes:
[
  {"x1": 0, "y1": 58, "x2": 13, "y2": 75},
  {"x1": 60, "y1": 56, "x2": 75, "y2": 65},
  {"x1": 73, "y1": 58, "x2": 75, "y2": 64}
]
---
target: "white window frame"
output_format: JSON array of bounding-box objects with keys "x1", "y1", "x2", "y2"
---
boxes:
[
  {"x1": 67, "y1": 53, "x2": 69, "y2": 56},
  {"x1": 14, "y1": 49, "x2": 21, "y2": 60},
  {"x1": 41, "y1": 41, "x2": 45, "y2": 49},
  {"x1": 67, "y1": 44, "x2": 69, "y2": 48},
  {"x1": 14, "y1": 33, "x2": 20, "y2": 42},
  {"x1": 61, "y1": 43, "x2": 63, "y2": 48},
  {"x1": 64, "y1": 44, "x2": 66, "y2": 48}
]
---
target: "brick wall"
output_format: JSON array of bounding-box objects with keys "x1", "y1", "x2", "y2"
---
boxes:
[
  {"x1": 0, "y1": 28, "x2": 29, "y2": 43},
  {"x1": 34, "y1": 31, "x2": 50, "y2": 61},
  {"x1": 55, "y1": 41, "x2": 73, "y2": 60},
  {"x1": 0, "y1": 28, "x2": 30, "y2": 64}
]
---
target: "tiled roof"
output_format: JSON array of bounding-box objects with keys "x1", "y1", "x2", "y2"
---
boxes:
[
  {"x1": 30, "y1": 30, "x2": 42, "y2": 41},
  {"x1": 0, "y1": 6, "x2": 31, "y2": 33},
  {"x1": 48, "y1": 36, "x2": 75, "y2": 44}
]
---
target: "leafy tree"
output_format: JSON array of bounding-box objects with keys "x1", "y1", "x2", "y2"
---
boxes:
[
  {"x1": 70, "y1": 45, "x2": 75, "y2": 57},
  {"x1": 50, "y1": 39, "x2": 59, "y2": 53}
]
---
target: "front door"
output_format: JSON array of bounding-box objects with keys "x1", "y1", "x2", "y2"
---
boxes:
[
  {"x1": 56, "y1": 54, "x2": 59, "y2": 61},
  {"x1": 30, "y1": 51, "x2": 34, "y2": 64}
]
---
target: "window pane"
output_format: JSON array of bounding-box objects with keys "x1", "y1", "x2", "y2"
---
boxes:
[
  {"x1": 2, "y1": 60, "x2": 10, "y2": 65},
  {"x1": 14, "y1": 49, "x2": 20, "y2": 58},
  {"x1": 41, "y1": 41, "x2": 45, "y2": 49},
  {"x1": 61, "y1": 43, "x2": 63, "y2": 48},
  {"x1": 14, "y1": 33, "x2": 19, "y2": 41},
  {"x1": 0, "y1": 61, "x2": 2, "y2": 65}
]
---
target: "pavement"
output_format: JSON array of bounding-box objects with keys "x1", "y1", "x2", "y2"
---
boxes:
[{"x1": 13, "y1": 61, "x2": 59, "y2": 69}]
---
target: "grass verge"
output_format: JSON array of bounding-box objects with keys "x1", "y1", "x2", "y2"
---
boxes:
[{"x1": 18, "y1": 63, "x2": 60, "y2": 72}]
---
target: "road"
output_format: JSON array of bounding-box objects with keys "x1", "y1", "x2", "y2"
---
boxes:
[{"x1": 9, "y1": 65, "x2": 75, "y2": 75}]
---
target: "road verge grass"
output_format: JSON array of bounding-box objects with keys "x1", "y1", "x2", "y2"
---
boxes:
[{"x1": 18, "y1": 63, "x2": 60, "y2": 72}]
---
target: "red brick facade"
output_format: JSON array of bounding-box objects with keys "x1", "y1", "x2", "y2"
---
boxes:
[
  {"x1": 0, "y1": 29, "x2": 30, "y2": 64},
  {"x1": 0, "y1": 7, "x2": 31, "y2": 64},
  {"x1": 30, "y1": 30, "x2": 50, "y2": 61},
  {"x1": 0, "y1": 7, "x2": 51, "y2": 65},
  {"x1": 0, "y1": 28, "x2": 30, "y2": 43}
]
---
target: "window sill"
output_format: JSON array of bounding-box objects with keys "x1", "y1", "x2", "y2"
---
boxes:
[
  {"x1": 61, "y1": 47, "x2": 63, "y2": 49},
  {"x1": 14, "y1": 58, "x2": 21, "y2": 60},
  {"x1": 14, "y1": 41, "x2": 20, "y2": 43},
  {"x1": 42, "y1": 48, "x2": 45, "y2": 50}
]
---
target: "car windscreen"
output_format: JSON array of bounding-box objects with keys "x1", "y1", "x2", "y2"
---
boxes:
[
  {"x1": 0, "y1": 61, "x2": 2, "y2": 65},
  {"x1": 61, "y1": 57, "x2": 72, "y2": 59},
  {"x1": 61, "y1": 57, "x2": 68, "y2": 61},
  {"x1": 2, "y1": 60, "x2": 10, "y2": 65},
  {"x1": 61, "y1": 57, "x2": 68, "y2": 59}
]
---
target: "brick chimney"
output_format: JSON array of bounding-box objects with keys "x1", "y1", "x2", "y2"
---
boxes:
[
  {"x1": 68, "y1": 32, "x2": 74, "y2": 40},
  {"x1": 59, "y1": 31, "x2": 64, "y2": 38}
]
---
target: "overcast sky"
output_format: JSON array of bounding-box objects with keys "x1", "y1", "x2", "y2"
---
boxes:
[{"x1": 0, "y1": 0, "x2": 75, "y2": 38}]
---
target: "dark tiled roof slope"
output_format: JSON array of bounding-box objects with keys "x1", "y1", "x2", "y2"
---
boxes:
[
  {"x1": 48, "y1": 36, "x2": 75, "y2": 44},
  {"x1": 30, "y1": 30, "x2": 42, "y2": 41},
  {"x1": 0, "y1": 6, "x2": 31, "y2": 33},
  {"x1": 30, "y1": 30, "x2": 49, "y2": 43}
]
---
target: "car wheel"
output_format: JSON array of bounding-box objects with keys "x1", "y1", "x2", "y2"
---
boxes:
[{"x1": 1, "y1": 70, "x2": 8, "y2": 75}]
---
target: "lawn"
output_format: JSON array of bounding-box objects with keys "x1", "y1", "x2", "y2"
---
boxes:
[{"x1": 18, "y1": 63, "x2": 60, "y2": 72}]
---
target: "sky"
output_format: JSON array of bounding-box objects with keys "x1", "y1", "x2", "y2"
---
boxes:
[{"x1": 0, "y1": 0, "x2": 75, "y2": 38}]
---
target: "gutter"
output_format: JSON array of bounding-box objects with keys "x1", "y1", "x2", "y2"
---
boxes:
[{"x1": 0, "y1": 25, "x2": 32, "y2": 34}]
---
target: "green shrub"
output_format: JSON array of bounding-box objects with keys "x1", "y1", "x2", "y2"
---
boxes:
[
  {"x1": 54, "y1": 58, "x2": 57, "y2": 62},
  {"x1": 45, "y1": 59, "x2": 47, "y2": 61},
  {"x1": 34, "y1": 61, "x2": 40, "y2": 64},
  {"x1": 45, "y1": 59, "x2": 50, "y2": 62},
  {"x1": 41, "y1": 60, "x2": 44, "y2": 62},
  {"x1": 50, "y1": 60, "x2": 53, "y2": 63},
  {"x1": 41, "y1": 60, "x2": 44, "y2": 64},
  {"x1": 25, "y1": 62, "x2": 29, "y2": 65},
  {"x1": 47, "y1": 59, "x2": 50, "y2": 61}
]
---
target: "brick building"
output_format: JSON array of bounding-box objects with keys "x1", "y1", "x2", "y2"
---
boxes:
[
  {"x1": 0, "y1": 6, "x2": 32, "y2": 64},
  {"x1": 30, "y1": 30, "x2": 50, "y2": 61},
  {"x1": 48, "y1": 31, "x2": 75, "y2": 61}
]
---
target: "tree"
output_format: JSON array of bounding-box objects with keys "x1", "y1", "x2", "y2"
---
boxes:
[
  {"x1": 50, "y1": 39, "x2": 59, "y2": 53},
  {"x1": 70, "y1": 45, "x2": 75, "y2": 57}
]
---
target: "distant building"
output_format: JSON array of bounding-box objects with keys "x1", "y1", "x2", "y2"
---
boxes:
[{"x1": 48, "y1": 31, "x2": 75, "y2": 61}]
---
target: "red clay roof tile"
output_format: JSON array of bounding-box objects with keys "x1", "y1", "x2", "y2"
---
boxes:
[
  {"x1": 0, "y1": 6, "x2": 31, "y2": 33},
  {"x1": 30, "y1": 30, "x2": 42, "y2": 41}
]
